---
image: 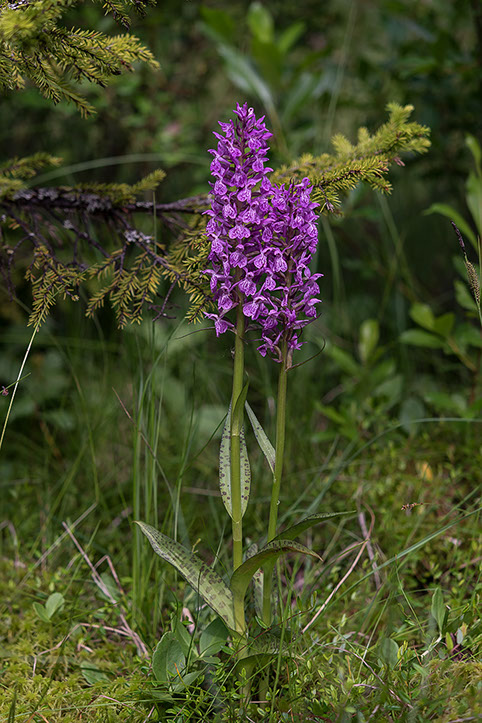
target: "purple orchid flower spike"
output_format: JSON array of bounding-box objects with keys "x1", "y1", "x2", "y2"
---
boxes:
[{"x1": 205, "y1": 103, "x2": 322, "y2": 362}]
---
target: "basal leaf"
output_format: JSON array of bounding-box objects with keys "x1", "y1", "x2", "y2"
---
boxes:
[
  {"x1": 136, "y1": 522, "x2": 235, "y2": 630},
  {"x1": 199, "y1": 618, "x2": 228, "y2": 657},
  {"x1": 379, "y1": 637, "x2": 399, "y2": 668},
  {"x1": 409, "y1": 303, "x2": 435, "y2": 332},
  {"x1": 230, "y1": 539, "x2": 320, "y2": 604},
  {"x1": 32, "y1": 602, "x2": 51, "y2": 623},
  {"x1": 45, "y1": 592, "x2": 64, "y2": 619},
  {"x1": 219, "y1": 404, "x2": 251, "y2": 518},
  {"x1": 399, "y1": 329, "x2": 445, "y2": 348},
  {"x1": 152, "y1": 632, "x2": 186, "y2": 684},
  {"x1": 80, "y1": 661, "x2": 109, "y2": 685},
  {"x1": 432, "y1": 312, "x2": 455, "y2": 338},
  {"x1": 358, "y1": 318, "x2": 379, "y2": 364},
  {"x1": 245, "y1": 401, "x2": 275, "y2": 473},
  {"x1": 273, "y1": 511, "x2": 354, "y2": 543}
]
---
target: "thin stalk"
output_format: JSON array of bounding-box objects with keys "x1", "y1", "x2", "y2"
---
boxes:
[
  {"x1": 262, "y1": 340, "x2": 288, "y2": 625},
  {"x1": 0, "y1": 323, "x2": 38, "y2": 456},
  {"x1": 230, "y1": 300, "x2": 247, "y2": 645},
  {"x1": 231, "y1": 301, "x2": 245, "y2": 574}
]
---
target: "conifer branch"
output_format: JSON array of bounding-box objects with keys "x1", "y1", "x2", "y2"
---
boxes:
[
  {"x1": 0, "y1": 0, "x2": 159, "y2": 115},
  {"x1": 0, "y1": 104, "x2": 430, "y2": 328}
]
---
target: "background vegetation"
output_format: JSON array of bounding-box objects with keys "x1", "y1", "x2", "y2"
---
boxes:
[{"x1": 0, "y1": 1, "x2": 480, "y2": 721}]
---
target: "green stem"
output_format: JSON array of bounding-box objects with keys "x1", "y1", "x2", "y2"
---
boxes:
[
  {"x1": 229, "y1": 297, "x2": 249, "y2": 670},
  {"x1": 231, "y1": 301, "x2": 245, "y2": 575},
  {"x1": 262, "y1": 340, "x2": 289, "y2": 625}
]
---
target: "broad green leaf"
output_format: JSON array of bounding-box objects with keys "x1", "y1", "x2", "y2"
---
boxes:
[
  {"x1": 455, "y1": 279, "x2": 478, "y2": 311},
  {"x1": 80, "y1": 661, "x2": 109, "y2": 685},
  {"x1": 273, "y1": 512, "x2": 354, "y2": 543},
  {"x1": 136, "y1": 522, "x2": 235, "y2": 630},
  {"x1": 409, "y1": 303, "x2": 435, "y2": 331},
  {"x1": 466, "y1": 133, "x2": 481, "y2": 171},
  {"x1": 152, "y1": 632, "x2": 186, "y2": 684},
  {"x1": 315, "y1": 403, "x2": 347, "y2": 425},
  {"x1": 453, "y1": 322, "x2": 482, "y2": 349},
  {"x1": 399, "y1": 397, "x2": 425, "y2": 435},
  {"x1": 379, "y1": 638, "x2": 399, "y2": 668},
  {"x1": 431, "y1": 587, "x2": 446, "y2": 634},
  {"x1": 32, "y1": 602, "x2": 51, "y2": 623},
  {"x1": 171, "y1": 670, "x2": 203, "y2": 692},
  {"x1": 424, "y1": 203, "x2": 477, "y2": 247},
  {"x1": 251, "y1": 37, "x2": 282, "y2": 90},
  {"x1": 247, "y1": 2, "x2": 274, "y2": 43},
  {"x1": 171, "y1": 617, "x2": 193, "y2": 659},
  {"x1": 230, "y1": 540, "x2": 320, "y2": 604},
  {"x1": 358, "y1": 318, "x2": 379, "y2": 363},
  {"x1": 432, "y1": 312, "x2": 455, "y2": 338},
  {"x1": 466, "y1": 171, "x2": 482, "y2": 239},
  {"x1": 217, "y1": 43, "x2": 275, "y2": 115},
  {"x1": 219, "y1": 404, "x2": 251, "y2": 518},
  {"x1": 326, "y1": 344, "x2": 360, "y2": 376},
  {"x1": 199, "y1": 7, "x2": 236, "y2": 43},
  {"x1": 96, "y1": 572, "x2": 120, "y2": 603},
  {"x1": 45, "y1": 592, "x2": 64, "y2": 619},
  {"x1": 245, "y1": 401, "x2": 275, "y2": 473},
  {"x1": 278, "y1": 20, "x2": 305, "y2": 54},
  {"x1": 399, "y1": 330, "x2": 445, "y2": 348},
  {"x1": 423, "y1": 390, "x2": 467, "y2": 416},
  {"x1": 199, "y1": 618, "x2": 228, "y2": 657}
]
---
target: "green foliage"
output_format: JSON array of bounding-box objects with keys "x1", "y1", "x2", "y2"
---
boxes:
[
  {"x1": 1, "y1": 165, "x2": 167, "y2": 328},
  {"x1": 400, "y1": 297, "x2": 482, "y2": 375},
  {"x1": 0, "y1": 153, "x2": 61, "y2": 198},
  {"x1": 0, "y1": 0, "x2": 159, "y2": 116},
  {"x1": 162, "y1": 229, "x2": 214, "y2": 323},
  {"x1": 426, "y1": 134, "x2": 482, "y2": 250},
  {"x1": 135, "y1": 521, "x2": 236, "y2": 631},
  {"x1": 85, "y1": 250, "x2": 164, "y2": 328},
  {"x1": 76, "y1": 168, "x2": 166, "y2": 205},
  {"x1": 273, "y1": 103, "x2": 430, "y2": 212},
  {"x1": 25, "y1": 244, "x2": 85, "y2": 327}
]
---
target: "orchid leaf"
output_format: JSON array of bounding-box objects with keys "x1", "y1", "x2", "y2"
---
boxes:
[
  {"x1": 273, "y1": 511, "x2": 354, "y2": 543},
  {"x1": 230, "y1": 539, "x2": 320, "y2": 604},
  {"x1": 246, "y1": 542, "x2": 270, "y2": 618},
  {"x1": 136, "y1": 521, "x2": 235, "y2": 630},
  {"x1": 219, "y1": 400, "x2": 251, "y2": 518},
  {"x1": 152, "y1": 632, "x2": 186, "y2": 683},
  {"x1": 245, "y1": 401, "x2": 275, "y2": 473}
]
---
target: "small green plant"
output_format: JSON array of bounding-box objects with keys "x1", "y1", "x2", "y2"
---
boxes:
[{"x1": 32, "y1": 591, "x2": 65, "y2": 623}]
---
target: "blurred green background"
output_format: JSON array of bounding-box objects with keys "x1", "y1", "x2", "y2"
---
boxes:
[{"x1": 1, "y1": 0, "x2": 481, "y2": 551}]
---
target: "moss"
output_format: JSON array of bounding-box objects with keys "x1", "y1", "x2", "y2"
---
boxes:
[{"x1": 0, "y1": 560, "x2": 153, "y2": 722}]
